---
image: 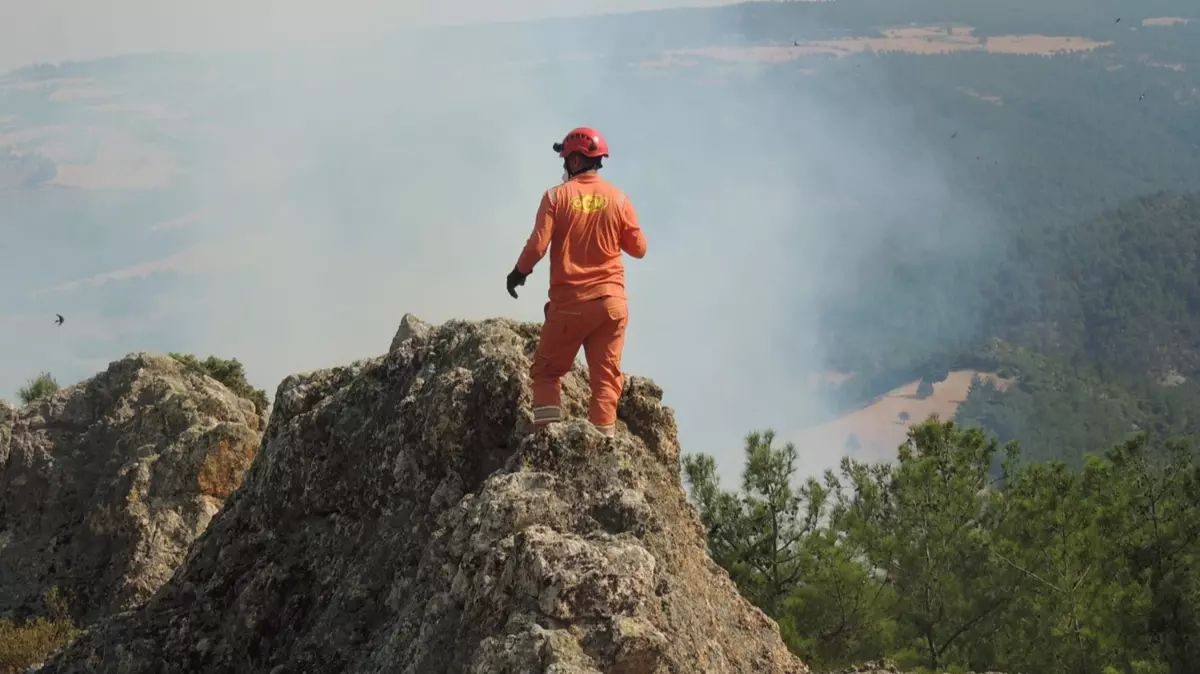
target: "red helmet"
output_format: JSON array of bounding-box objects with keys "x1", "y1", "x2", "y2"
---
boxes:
[{"x1": 553, "y1": 127, "x2": 609, "y2": 158}]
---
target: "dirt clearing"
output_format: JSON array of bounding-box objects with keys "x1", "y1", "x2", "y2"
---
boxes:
[{"x1": 789, "y1": 370, "x2": 1015, "y2": 466}]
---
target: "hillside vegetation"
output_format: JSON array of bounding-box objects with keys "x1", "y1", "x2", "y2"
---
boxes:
[
  {"x1": 686, "y1": 420, "x2": 1200, "y2": 673},
  {"x1": 0, "y1": 589, "x2": 78, "y2": 674}
]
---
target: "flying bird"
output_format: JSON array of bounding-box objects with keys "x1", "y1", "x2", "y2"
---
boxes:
[
  {"x1": 1115, "y1": 17, "x2": 1121, "y2": 23},
  {"x1": 1139, "y1": 90, "x2": 1147, "y2": 101},
  {"x1": 951, "y1": 131, "x2": 958, "y2": 139},
  {"x1": 54, "y1": 314, "x2": 64, "y2": 326}
]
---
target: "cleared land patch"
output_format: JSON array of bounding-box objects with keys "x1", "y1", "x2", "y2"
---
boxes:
[
  {"x1": 791, "y1": 369, "x2": 1015, "y2": 465},
  {"x1": 645, "y1": 25, "x2": 1111, "y2": 67}
]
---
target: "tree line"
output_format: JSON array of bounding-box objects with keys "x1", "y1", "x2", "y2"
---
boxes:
[{"x1": 684, "y1": 419, "x2": 1200, "y2": 673}]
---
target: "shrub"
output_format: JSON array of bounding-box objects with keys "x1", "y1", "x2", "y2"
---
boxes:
[
  {"x1": 170, "y1": 353, "x2": 269, "y2": 415},
  {"x1": 0, "y1": 588, "x2": 79, "y2": 673},
  {"x1": 17, "y1": 372, "x2": 58, "y2": 405}
]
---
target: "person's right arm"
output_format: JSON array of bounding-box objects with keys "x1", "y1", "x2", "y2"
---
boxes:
[
  {"x1": 516, "y1": 191, "x2": 556, "y2": 274},
  {"x1": 619, "y1": 196, "x2": 647, "y2": 258}
]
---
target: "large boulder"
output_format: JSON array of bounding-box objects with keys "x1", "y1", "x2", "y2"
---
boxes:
[
  {"x1": 41, "y1": 317, "x2": 808, "y2": 674},
  {"x1": 0, "y1": 353, "x2": 264, "y2": 624}
]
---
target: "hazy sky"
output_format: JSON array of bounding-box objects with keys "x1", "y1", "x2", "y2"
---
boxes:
[{"x1": 0, "y1": 0, "x2": 737, "y2": 72}]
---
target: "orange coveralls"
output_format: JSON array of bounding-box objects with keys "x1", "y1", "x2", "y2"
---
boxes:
[{"x1": 515, "y1": 171, "x2": 647, "y2": 430}]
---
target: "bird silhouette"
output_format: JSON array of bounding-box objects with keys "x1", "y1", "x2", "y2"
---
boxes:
[
  {"x1": 951, "y1": 131, "x2": 958, "y2": 139},
  {"x1": 1115, "y1": 17, "x2": 1121, "y2": 23},
  {"x1": 54, "y1": 314, "x2": 64, "y2": 326},
  {"x1": 1139, "y1": 90, "x2": 1147, "y2": 101}
]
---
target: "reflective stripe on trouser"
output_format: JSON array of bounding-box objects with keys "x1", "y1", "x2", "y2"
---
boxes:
[
  {"x1": 593, "y1": 423, "x2": 615, "y2": 437},
  {"x1": 530, "y1": 296, "x2": 628, "y2": 427},
  {"x1": 532, "y1": 405, "x2": 563, "y2": 425}
]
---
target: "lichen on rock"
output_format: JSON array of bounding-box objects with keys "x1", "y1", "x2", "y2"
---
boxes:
[
  {"x1": 0, "y1": 353, "x2": 263, "y2": 625},
  {"x1": 40, "y1": 317, "x2": 808, "y2": 674}
]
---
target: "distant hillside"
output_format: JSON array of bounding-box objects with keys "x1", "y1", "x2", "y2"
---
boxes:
[
  {"x1": 1000, "y1": 191, "x2": 1200, "y2": 376},
  {"x1": 977, "y1": 193, "x2": 1200, "y2": 465},
  {"x1": 954, "y1": 339, "x2": 1200, "y2": 467},
  {"x1": 811, "y1": 190, "x2": 1200, "y2": 467},
  {"x1": 821, "y1": 187, "x2": 1200, "y2": 397}
]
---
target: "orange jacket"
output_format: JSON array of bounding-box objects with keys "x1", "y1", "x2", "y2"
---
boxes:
[{"x1": 516, "y1": 171, "x2": 647, "y2": 305}]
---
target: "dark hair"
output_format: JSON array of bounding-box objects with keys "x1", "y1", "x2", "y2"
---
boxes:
[{"x1": 570, "y1": 154, "x2": 602, "y2": 170}]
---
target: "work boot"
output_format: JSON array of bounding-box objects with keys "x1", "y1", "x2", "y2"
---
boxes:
[{"x1": 593, "y1": 423, "x2": 615, "y2": 438}]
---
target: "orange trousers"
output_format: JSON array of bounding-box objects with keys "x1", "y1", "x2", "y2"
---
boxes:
[{"x1": 530, "y1": 296, "x2": 628, "y2": 427}]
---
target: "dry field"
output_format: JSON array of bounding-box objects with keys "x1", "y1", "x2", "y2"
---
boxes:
[
  {"x1": 0, "y1": 75, "x2": 182, "y2": 190},
  {"x1": 961, "y1": 88, "x2": 1003, "y2": 105},
  {"x1": 48, "y1": 132, "x2": 177, "y2": 189},
  {"x1": 644, "y1": 25, "x2": 1111, "y2": 67},
  {"x1": 0, "y1": 124, "x2": 65, "y2": 147},
  {"x1": 149, "y1": 210, "x2": 206, "y2": 232},
  {"x1": 1142, "y1": 17, "x2": 1193, "y2": 27},
  {"x1": 38, "y1": 244, "x2": 214, "y2": 294},
  {"x1": 792, "y1": 369, "x2": 1016, "y2": 465},
  {"x1": 1, "y1": 123, "x2": 177, "y2": 190}
]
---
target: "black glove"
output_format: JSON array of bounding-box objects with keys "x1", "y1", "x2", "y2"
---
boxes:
[{"x1": 506, "y1": 266, "x2": 529, "y2": 298}]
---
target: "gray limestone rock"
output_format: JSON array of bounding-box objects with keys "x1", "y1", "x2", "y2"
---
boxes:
[
  {"x1": 41, "y1": 318, "x2": 807, "y2": 674},
  {"x1": 0, "y1": 353, "x2": 263, "y2": 625}
]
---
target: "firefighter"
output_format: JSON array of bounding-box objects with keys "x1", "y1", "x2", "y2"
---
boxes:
[{"x1": 506, "y1": 127, "x2": 647, "y2": 437}]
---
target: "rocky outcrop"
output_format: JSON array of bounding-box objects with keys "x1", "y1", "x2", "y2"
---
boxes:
[
  {"x1": 41, "y1": 317, "x2": 808, "y2": 674},
  {"x1": 828, "y1": 663, "x2": 1006, "y2": 674},
  {"x1": 388, "y1": 312, "x2": 431, "y2": 352},
  {"x1": 0, "y1": 353, "x2": 264, "y2": 625}
]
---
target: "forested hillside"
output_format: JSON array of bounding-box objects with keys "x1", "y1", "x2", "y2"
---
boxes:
[
  {"x1": 827, "y1": 188, "x2": 1200, "y2": 467},
  {"x1": 732, "y1": 1, "x2": 1200, "y2": 467}
]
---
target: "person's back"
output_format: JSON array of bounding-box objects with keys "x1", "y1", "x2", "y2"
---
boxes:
[
  {"x1": 530, "y1": 171, "x2": 646, "y2": 305},
  {"x1": 506, "y1": 127, "x2": 647, "y2": 437}
]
